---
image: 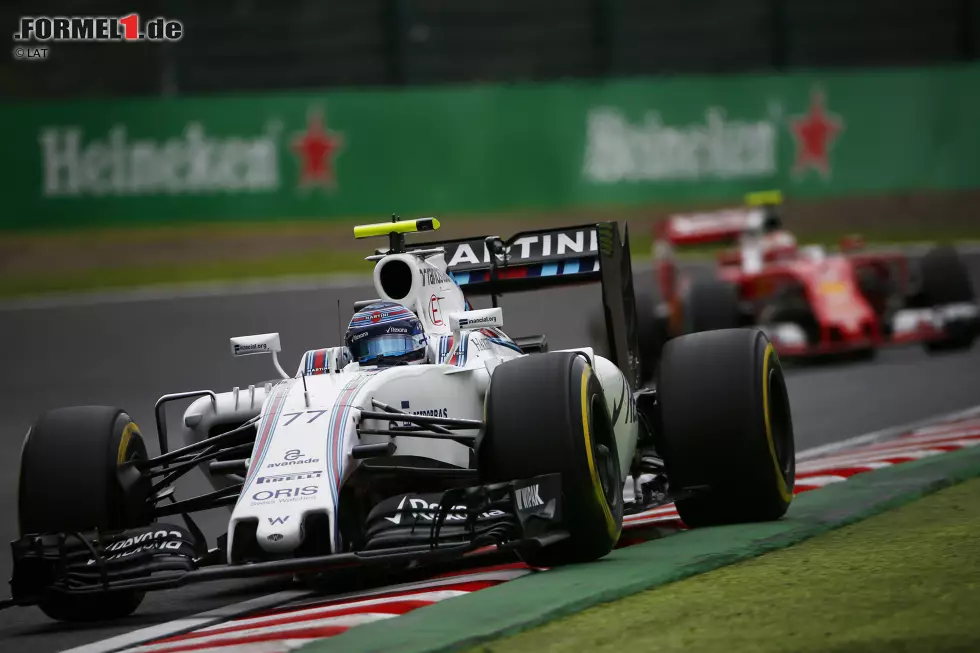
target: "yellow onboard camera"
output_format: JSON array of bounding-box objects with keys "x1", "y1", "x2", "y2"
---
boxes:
[
  {"x1": 353, "y1": 217, "x2": 441, "y2": 239},
  {"x1": 744, "y1": 190, "x2": 783, "y2": 207}
]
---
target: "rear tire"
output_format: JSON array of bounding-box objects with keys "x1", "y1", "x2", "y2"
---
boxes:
[
  {"x1": 480, "y1": 353, "x2": 623, "y2": 566},
  {"x1": 19, "y1": 406, "x2": 152, "y2": 621},
  {"x1": 656, "y1": 329, "x2": 795, "y2": 527},
  {"x1": 684, "y1": 279, "x2": 741, "y2": 333},
  {"x1": 914, "y1": 246, "x2": 978, "y2": 353}
]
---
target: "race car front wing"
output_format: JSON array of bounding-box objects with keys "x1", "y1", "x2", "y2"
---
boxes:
[
  {"x1": 3, "y1": 473, "x2": 565, "y2": 609},
  {"x1": 763, "y1": 302, "x2": 980, "y2": 357}
]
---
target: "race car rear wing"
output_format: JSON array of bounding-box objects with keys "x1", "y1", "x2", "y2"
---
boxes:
[
  {"x1": 658, "y1": 190, "x2": 783, "y2": 248},
  {"x1": 659, "y1": 208, "x2": 764, "y2": 247},
  {"x1": 398, "y1": 222, "x2": 642, "y2": 388}
]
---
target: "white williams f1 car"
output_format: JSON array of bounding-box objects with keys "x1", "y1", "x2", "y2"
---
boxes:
[{"x1": 6, "y1": 218, "x2": 796, "y2": 622}]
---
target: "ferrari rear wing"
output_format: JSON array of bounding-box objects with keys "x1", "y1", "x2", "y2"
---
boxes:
[
  {"x1": 399, "y1": 223, "x2": 642, "y2": 388},
  {"x1": 658, "y1": 190, "x2": 783, "y2": 248},
  {"x1": 659, "y1": 208, "x2": 764, "y2": 247}
]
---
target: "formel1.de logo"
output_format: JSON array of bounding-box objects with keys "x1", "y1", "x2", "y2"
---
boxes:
[
  {"x1": 12, "y1": 14, "x2": 183, "y2": 62},
  {"x1": 13, "y1": 15, "x2": 183, "y2": 43}
]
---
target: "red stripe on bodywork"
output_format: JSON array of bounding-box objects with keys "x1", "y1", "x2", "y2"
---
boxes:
[
  {"x1": 498, "y1": 266, "x2": 529, "y2": 279},
  {"x1": 242, "y1": 384, "x2": 290, "y2": 486},
  {"x1": 313, "y1": 349, "x2": 327, "y2": 374}
]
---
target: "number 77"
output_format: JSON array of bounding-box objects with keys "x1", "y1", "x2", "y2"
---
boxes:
[{"x1": 281, "y1": 410, "x2": 329, "y2": 426}]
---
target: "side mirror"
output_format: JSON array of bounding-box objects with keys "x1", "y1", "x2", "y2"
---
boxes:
[
  {"x1": 448, "y1": 307, "x2": 504, "y2": 332},
  {"x1": 229, "y1": 332, "x2": 289, "y2": 379},
  {"x1": 444, "y1": 308, "x2": 504, "y2": 364}
]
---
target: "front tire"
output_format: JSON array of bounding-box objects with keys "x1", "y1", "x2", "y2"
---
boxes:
[
  {"x1": 480, "y1": 352, "x2": 623, "y2": 566},
  {"x1": 19, "y1": 406, "x2": 152, "y2": 621},
  {"x1": 657, "y1": 329, "x2": 795, "y2": 527},
  {"x1": 914, "y1": 246, "x2": 978, "y2": 353}
]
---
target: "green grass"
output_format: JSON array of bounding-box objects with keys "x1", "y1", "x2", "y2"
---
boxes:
[
  {"x1": 0, "y1": 250, "x2": 373, "y2": 297},
  {"x1": 465, "y1": 476, "x2": 980, "y2": 653}
]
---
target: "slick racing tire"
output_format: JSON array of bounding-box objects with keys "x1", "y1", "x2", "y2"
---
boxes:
[
  {"x1": 19, "y1": 406, "x2": 153, "y2": 621},
  {"x1": 480, "y1": 352, "x2": 623, "y2": 566},
  {"x1": 915, "y1": 246, "x2": 978, "y2": 353},
  {"x1": 657, "y1": 328, "x2": 795, "y2": 527},
  {"x1": 683, "y1": 279, "x2": 741, "y2": 334}
]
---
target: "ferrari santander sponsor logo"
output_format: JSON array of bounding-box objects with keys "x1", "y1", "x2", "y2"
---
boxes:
[
  {"x1": 582, "y1": 85, "x2": 844, "y2": 184},
  {"x1": 39, "y1": 105, "x2": 345, "y2": 197}
]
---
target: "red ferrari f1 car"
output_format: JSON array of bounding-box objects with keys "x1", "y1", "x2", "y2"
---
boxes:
[{"x1": 594, "y1": 191, "x2": 979, "y2": 379}]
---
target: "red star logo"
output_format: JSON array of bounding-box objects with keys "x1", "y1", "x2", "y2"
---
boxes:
[
  {"x1": 789, "y1": 88, "x2": 844, "y2": 179},
  {"x1": 291, "y1": 107, "x2": 345, "y2": 188}
]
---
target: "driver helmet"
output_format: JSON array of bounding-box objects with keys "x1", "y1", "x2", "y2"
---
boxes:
[
  {"x1": 345, "y1": 301, "x2": 427, "y2": 366},
  {"x1": 762, "y1": 205, "x2": 783, "y2": 233}
]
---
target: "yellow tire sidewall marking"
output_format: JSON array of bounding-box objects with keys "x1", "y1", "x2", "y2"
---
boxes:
[
  {"x1": 762, "y1": 344, "x2": 793, "y2": 504},
  {"x1": 117, "y1": 421, "x2": 140, "y2": 466},
  {"x1": 580, "y1": 365, "x2": 621, "y2": 541}
]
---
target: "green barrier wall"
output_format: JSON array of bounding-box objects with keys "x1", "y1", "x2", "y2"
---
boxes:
[{"x1": 2, "y1": 64, "x2": 978, "y2": 229}]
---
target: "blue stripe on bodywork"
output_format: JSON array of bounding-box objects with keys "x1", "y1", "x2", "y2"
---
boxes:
[
  {"x1": 325, "y1": 368, "x2": 382, "y2": 551},
  {"x1": 489, "y1": 337, "x2": 523, "y2": 353}
]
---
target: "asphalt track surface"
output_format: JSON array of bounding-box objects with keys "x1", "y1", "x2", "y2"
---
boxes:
[{"x1": 1, "y1": 253, "x2": 979, "y2": 652}]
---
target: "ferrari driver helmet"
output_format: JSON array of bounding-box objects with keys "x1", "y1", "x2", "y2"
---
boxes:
[{"x1": 345, "y1": 301, "x2": 427, "y2": 366}]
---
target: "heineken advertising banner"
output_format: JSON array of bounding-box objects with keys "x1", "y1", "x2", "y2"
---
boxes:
[{"x1": 2, "y1": 64, "x2": 978, "y2": 229}]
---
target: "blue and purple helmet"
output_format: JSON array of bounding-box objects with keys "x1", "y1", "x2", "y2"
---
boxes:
[{"x1": 345, "y1": 301, "x2": 427, "y2": 365}]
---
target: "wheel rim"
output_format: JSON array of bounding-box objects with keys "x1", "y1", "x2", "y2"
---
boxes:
[
  {"x1": 767, "y1": 367, "x2": 794, "y2": 480},
  {"x1": 590, "y1": 395, "x2": 621, "y2": 510}
]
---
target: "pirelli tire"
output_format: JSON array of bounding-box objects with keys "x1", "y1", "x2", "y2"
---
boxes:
[
  {"x1": 683, "y1": 279, "x2": 742, "y2": 334},
  {"x1": 915, "y1": 246, "x2": 979, "y2": 353},
  {"x1": 656, "y1": 328, "x2": 795, "y2": 527},
  {"x1": 480, "y1": 352, "x2": 623, "y2": 566},
  {"x1": 19, "y1": 406, "x2": 153, "y2": 621}
]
